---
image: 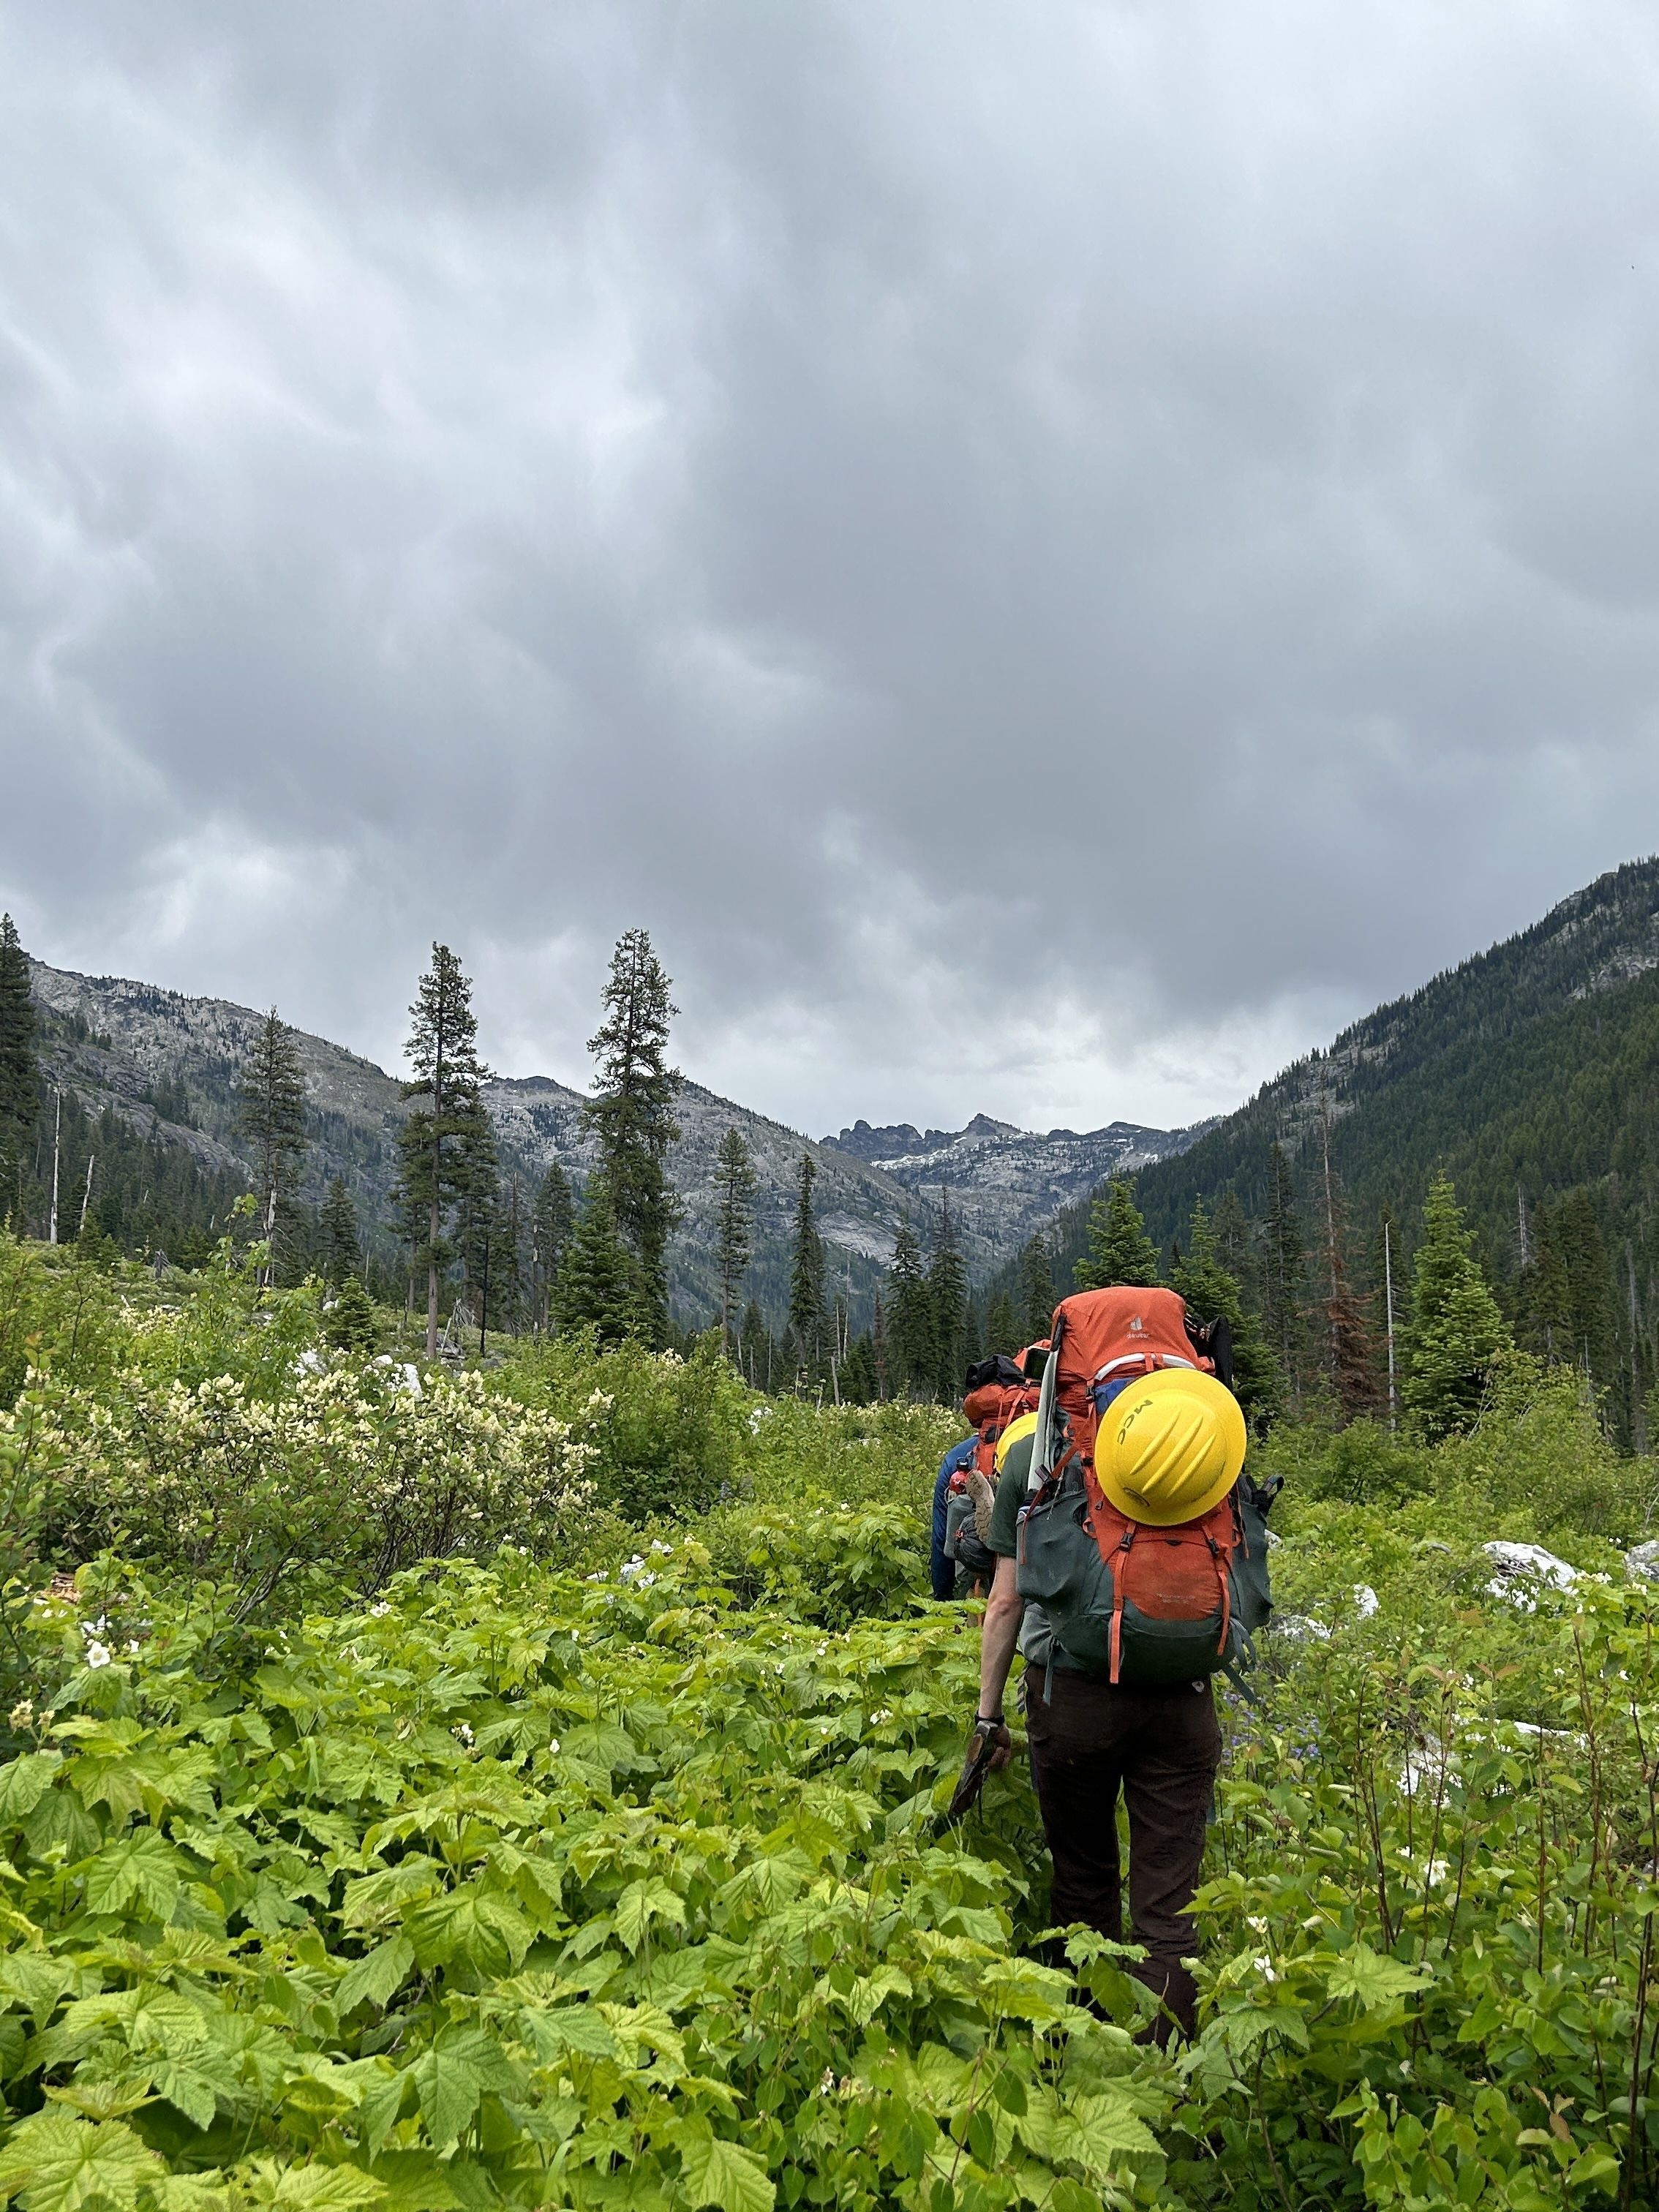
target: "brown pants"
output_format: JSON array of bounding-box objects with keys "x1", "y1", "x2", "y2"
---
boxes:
[{"x1": 1024, "y1": 1667, "x2": 1222, "y2": 2039}]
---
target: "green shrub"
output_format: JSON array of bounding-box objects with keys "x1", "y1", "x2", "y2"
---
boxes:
[{"x1": 494, "y1": 1332, "x2": 753, "y2": 1522}]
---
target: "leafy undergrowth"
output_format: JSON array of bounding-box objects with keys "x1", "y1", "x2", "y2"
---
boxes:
[{"x1": 6, "y1": 1506, "x2": 1659, "y2": 2212}]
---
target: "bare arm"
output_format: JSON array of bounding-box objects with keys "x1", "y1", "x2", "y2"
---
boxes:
[{"x1": 977, "y1": 1552, "x2": 1025, "y2": 1720}]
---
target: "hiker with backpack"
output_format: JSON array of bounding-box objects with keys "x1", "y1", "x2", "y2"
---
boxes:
[
  {"x1": 934, "y1": 1349, "x2": 1046, "y2": 1598},
  {"x1": 964, "y1": 1286, "x2": 1273, "y2": 2042}
]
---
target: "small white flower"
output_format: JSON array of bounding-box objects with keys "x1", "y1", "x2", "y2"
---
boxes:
[
  {"x1": 85, "y1": 1641, "x2": 112, "y2": 1670},
  {"x1": 369, "y1": 1602, "x2": 391, "y2": 1618},
  {"x1": 1246, "y1": 1915, "x2": 1268, "y2": 1933},
  {"x1": 549, "y1": 1737, "x2": 561, "y2": 1755},
  {"x1": 870, "y1": 1708, "x2": 893, "y2": 1725},
  {"x1": 1253, "y1": 1955, "x2": 1279, "y2": 1982}
]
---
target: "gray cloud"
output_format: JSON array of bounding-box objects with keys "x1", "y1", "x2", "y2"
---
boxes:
[{"x1": 4, "y1": 0, "x2": 1659, "y2": 1136}]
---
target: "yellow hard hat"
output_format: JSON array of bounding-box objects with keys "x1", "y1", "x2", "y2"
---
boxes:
[
  {"x1": 1096, "y1": 1369, "x2": 1246, "y2": 1527},
  {"x1": 993, "y1": 1410, "x2": 1039, "y2": 1474}
]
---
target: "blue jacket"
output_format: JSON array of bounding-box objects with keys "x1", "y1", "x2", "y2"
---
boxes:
[{"x1": 930, "y1": 1434, "x2": 979, "y2": 1599}]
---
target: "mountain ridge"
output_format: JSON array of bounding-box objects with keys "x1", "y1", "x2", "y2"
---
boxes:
[{"x1": 24, "y1": 957, "x2": 1200, "y2": 1320}]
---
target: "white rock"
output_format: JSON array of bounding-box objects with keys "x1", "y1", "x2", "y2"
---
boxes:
[
  {"x1": 1625, "y1": 1540, "x2": 1659, "y2": 1585},
  {"x1": 1483, "y1": 1540, "x2": 1579, "y2": 1611},
  {"x1": 1353, "y1": 1584, "x2": 1380, "y2": 1619}
]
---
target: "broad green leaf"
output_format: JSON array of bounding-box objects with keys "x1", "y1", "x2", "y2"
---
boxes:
[
  {"x1": 0, "y1": 2110, "x2": 162, "y2": 2212},
  {"x1": 536, "y1": 2006, "x2": 620, "y2": 2059},
  {"x1": 359, "y1": 2153, "x2": 461, "y2": 2212},
  {"x1": 410, "y1": 2045, "x2": 482, "y2": 2151},
  {"x1": 0, "y1": 1954, "x2": 77, "y2": 2025},
  {"x1": 677, "y1": 2134, "x2": 775, "y2": 2212},
  {"x1": 336, "y1": 1936, "x2": 415, "y2": 2015},
  {"x1": 240, "y1": 2163, "x2": 387, "y2": 2210},
  {"x1": 614, "y1": 1878, "x2": 685, "y2": 1955},
  {"x1": 0, "y1": 1755, "x2": 61, "y2": 1824},
  {"x1": 150, "y1": 2060, "x2": 222, "y2": 2132},
  {"x1": 1057, "y1": 2094, "x2": 1162, "y2": 2174},
  {"x1": 1323, "y1": 1944, "x2": 1432, "y2": 2012},
  {"x1": 82, "y1": 1833, "x2": 184, "y2": 1922}
]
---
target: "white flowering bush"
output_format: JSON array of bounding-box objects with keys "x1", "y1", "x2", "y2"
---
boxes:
[{"x1": 14, "y1": 1363, "x2": 597, "y2": 1614}]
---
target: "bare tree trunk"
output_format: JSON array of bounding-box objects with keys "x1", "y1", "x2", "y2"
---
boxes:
[
  {"x1": 78, "y1": 1154, "x2": 95, "y2": 1238},
  {"x1": 426, "y1": 1197, "x2": 440, "y2": 1360},
  {"x1": 48, "y1": 1090, "x2": 60, "y2": 1245}
]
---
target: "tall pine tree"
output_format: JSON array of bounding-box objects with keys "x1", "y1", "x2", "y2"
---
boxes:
[
  {"x1": 396, "y1": 945, "x2": 493, "y2": 1359},
  {"x1": 1402, "y1": 1171, "x2": 1512, "y2": 1440},
  {"x1": 554, "y1": 1176, "x2": 638, "y2": 1344},
  {"x1": 0, "y1": 916, "x2": 37, "y2": 1223},
  {"x1": 1171, "y1": 1198, "x2": 1281, "y2": 1429},
  {"x1": 530, "y1": 1161, "x2": 574, "y2": 1331},
  {"x1": 236, "y1": 1009, "x2": 309, "y2": 1287},
  {"x1": 1260, "y1": 1143, "x2": 1309, "y2": 1412},
  {"x1": 714, "y1": 1128, "x2": 757, "y2": 1355},
  {"x1": 926, "y1": 1192, "x2": 969, "y2": 1400},
  {"x1": 320, "y1": 1176, "x2": 361, "y2": 1287},
  {"x1": 583, "y1": 930, "x2": 682, "y2": 1347},
  {"x1": 985, "y1": 1287, "x2": 1017, "y2": 1357},
  {"x1": 1075, "y1": 1178, "x2": 1161, "y2": 1290},
  {"x1": 887, "y1": 1214, "x2": 936, "y2": 1399},
  {"x1": 1314, "y1": 1107, "x2": 1376, "y2": 1418},
  {"x1": 1019, "y1": 1232, "x2": 1058, "y2": 1341},
  {"x1": 787, "y1": 1151, "x2": 827, "y2": 1382}
]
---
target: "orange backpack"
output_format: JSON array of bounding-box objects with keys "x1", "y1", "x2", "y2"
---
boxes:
[
  {"x1": 1014, "y1": 1287, "x2": 1269, "y2": 1688},
  {"x1": 962, "y1": 1380, "x2": 1042, "y2": 1480}
]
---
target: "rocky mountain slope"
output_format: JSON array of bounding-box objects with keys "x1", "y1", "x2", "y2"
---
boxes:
[
  {"x1": 821, "y1": 1111, "x2": 1203, "y2": 1241},
  {"x1": 1033, "y1": 854, "x2": 1659, "y2": 1290},
  {"x1": 26, "y1": 960, "x2": 1195, "y2": 1318}
]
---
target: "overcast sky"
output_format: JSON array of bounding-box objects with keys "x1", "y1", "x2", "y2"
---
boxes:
[{"x1": 4, "y1": 1, "x2": 1659, "y2": 1139}]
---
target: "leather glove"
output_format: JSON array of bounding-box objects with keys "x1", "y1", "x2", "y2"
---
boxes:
[{"x1": 968, "y1": 1715, "x2": 1014, "y2": 1773}]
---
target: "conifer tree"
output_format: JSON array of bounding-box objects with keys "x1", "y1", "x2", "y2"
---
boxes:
[
  {"x1": 714, "y1": 1127, "x2": 757, "y2": 1355},
  {"x1": 455, "y1": 1119, "x2": 511, "y2": 1350},
  {"x1": 1019, "y1": 1233, "x2": 1058, "y2": 1341},
  {"x1": 887, "y1": 1214, "x2": 935, "y2": 1398},
  {"x1": 1171, "y1": 1199, "x2": 1282, "y2": 1429},
  {"x1": 1402, "y1": 1171, "x2": 1513, "y2": 1440},
  {"x1": 530, "y1": 1161, "x2": 574, "y2": 1331},
  {"x1": 738, "y1": 1297, "x2": 771, "y2": 1391},
  {"x1": 1314, "y1": 1107, "x2": 1377, "y2": 1417},
  {"x1": 326, "y1": 1270, "x2": 378, "y2": 1355},
  {"x1": 985, "y1": 1287, "x2": 1017, "y2": 1356},
  {"x1": 1260, "y1": 1143, "x2": 1309, "y2": 1410},
  {"x1": 1075, "y1": 1177, "x2": 1161, "y2": 1290},
  {"x1": 927, "y1": 1192, "x2": 970, "y2": 1400},
  {"x1": 583, "y1": 929, "x2": 683, "y2": 1348},
  {"x1": 395, "y1": 945, "x2": 492, "y2": 1359},
  {"x1": 1211, "y1": 1189, "x2": 1253, "y2": 1283},
  {"x1": 237, "y1": 1008, "x2": 309, "y2": 1287},
  {"x1": 0, "y1": 915, "x2": 37, "y2": 1220},
  {"x1": 554, "y1": 1176, "x2": 638, "y2": 1344},
  {"x1": 840, "y1": 1332, "x2": 880, "y2": 1404},
  {"x1": 871, "y1": 1289, "x2": 890, "y2": 1399},
  {"x1": 320, "y1": 1176, "x2": 361, "y2": 1287},
  {"x1": 787, "y1": 1151, "x2": 827, "y2": 1382}
]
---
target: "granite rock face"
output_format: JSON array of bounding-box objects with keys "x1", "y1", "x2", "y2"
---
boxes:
[{"x1": 29, "y1": 959, "x2": 1197, "y2": 1324}]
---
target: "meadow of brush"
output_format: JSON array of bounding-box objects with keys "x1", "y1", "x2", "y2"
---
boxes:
[{"x1": 2, "y1": 1236, "x2": 1658, "y2": 2211}]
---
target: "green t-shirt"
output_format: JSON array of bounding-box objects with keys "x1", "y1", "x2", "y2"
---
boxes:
[{"x1": 986, "y1": 1431, "x2": 1035, "y2": 1557}]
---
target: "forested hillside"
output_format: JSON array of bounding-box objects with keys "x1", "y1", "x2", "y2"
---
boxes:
[
  {"x1": 1026, "y1": 857, "x2": 1659, "y2": 1441},
  {"x1": 16, "y1": 958, "x2": 1190, "y2": 1328}
]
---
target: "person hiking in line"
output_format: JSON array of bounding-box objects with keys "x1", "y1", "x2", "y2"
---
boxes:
[
  {"x1": 932, "y1": 1348, "x2": 1045, "y2": 1599},
  {"x1": 929, "y1": 1429, "x2": 979, "y2": 1599},
  {"x1": 964, "y1": 1286, "x2": 1271, "y2": 2042}
]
